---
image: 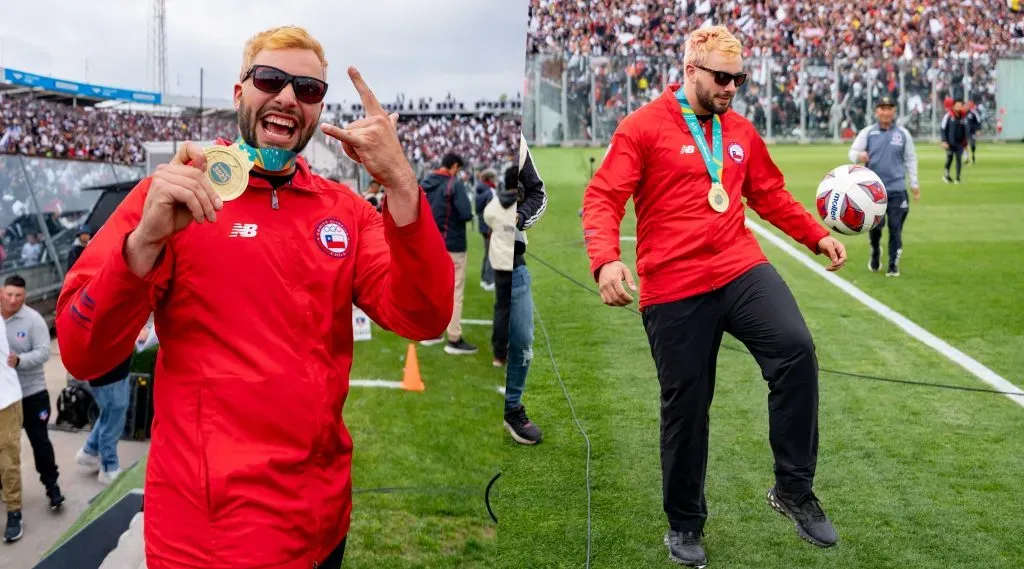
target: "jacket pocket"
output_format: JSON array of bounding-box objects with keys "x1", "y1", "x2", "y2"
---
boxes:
[{"x1": 196, "y1": 374, "x2": 321, "y2": 528}]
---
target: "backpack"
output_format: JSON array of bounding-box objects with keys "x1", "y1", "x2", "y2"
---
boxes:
[{"x1": 55, "y1": 384, "x2": 97, "y2": 429}]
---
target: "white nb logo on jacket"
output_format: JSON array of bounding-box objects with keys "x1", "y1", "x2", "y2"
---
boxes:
[{"x1": 229, "y1": 223, "x2": 258, "y2": 238}]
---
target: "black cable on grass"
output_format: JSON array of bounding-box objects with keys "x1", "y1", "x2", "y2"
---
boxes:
[
  {"x1": 525, "y1": 251, "x2": 1024, "y2": 398},
  {"x1": 534, "y1": 303, "x2": 594, "y2": 569},
  {"x1": 355, "y1": 477, "x2": 502, "y2": 525},
  {"x1": 485, "y1": 472, "x2": 501, "y2": 524}
]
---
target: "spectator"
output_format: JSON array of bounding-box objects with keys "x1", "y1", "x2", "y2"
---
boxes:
[
  {"x1": 475, "y1": 169, "x2": 498, "y2": 293},
  {"x1": 74, "y1": 350, "x2": 133, "y2": 485},
  {"x1": 66, "y1": 225, "x2": 92, "y2": 271},
  {"x1": 20, "y1": 233, "x2": 42, "y2": 266},
  {"x1": 2, "y1": 274, "x2": 65, "y2": 509},
  {"x1": 421, "y1": 153, "x2": 478, "y2": 355},
  {"x1": 362, "y1": 180, "x2": 384, "y2": 212},
  {"x1": 0, "y1": 312, "x2": 24, "y2": 543}
]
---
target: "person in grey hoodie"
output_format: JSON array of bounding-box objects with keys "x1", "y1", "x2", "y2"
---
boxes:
[
  {"x1": 1, "y1": 274, "x2": 65, "y2": 510},
  {"x1": 421, "y1": 153, "x2": 478, "y2": 355},
  {"x1": 848, "y1": 96, "x2": 920, "y2": 277}
]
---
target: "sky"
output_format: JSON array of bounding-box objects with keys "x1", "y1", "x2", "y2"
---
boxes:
[{"x1": 0, "y1": 0, "x2": 529, "y2": 107}]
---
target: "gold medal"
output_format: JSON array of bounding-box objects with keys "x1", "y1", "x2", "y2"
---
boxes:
[
  {"x1": 204, "y1": 145, "x2": 253, "y2": 202},
  {"x1": 708, "y1": 182, "x2": 729, "y2": 213}
]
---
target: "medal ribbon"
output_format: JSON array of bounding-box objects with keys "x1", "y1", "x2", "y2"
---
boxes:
[
  {"x1": 676, "y1": 91, "x2": 723, "y2": 184},
  {"x1": 233, "y1": 136, "x2": 297, "y2": 172}
]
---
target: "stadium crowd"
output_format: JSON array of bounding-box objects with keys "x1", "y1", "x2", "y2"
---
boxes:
[
  {"x1": 0, "y1": 95, "x2": 521, "y2": 175},
  {"x1": 0, "y1": 97, "x2": 235, "y2": 165},
  {"x1": 526, "y1": 0, "x2": 1023, "y2": 139}
]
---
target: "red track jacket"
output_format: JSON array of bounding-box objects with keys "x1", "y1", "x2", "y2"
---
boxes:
[
  {"x1": 583, "y1": 84, "x2": 829, "y2": 309},
  {"x1": 55, "y1": 140, "x2": 455, "y2": 569}
]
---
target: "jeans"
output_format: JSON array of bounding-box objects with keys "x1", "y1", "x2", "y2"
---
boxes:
[
  {"x1": 84, "y1": 378, "x2": 131, "y2": 472},
  {"x1": 504, "y1": 265, "x2": 534, "y2": 412}
]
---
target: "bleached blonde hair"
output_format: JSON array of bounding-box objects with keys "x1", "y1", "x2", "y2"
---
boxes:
[
  {"x1": 683, "y1": 26, "x2": 743, "y2": 68},
  {"x1": 241, "y1": 26, "x2": 328, "y2": 78}
]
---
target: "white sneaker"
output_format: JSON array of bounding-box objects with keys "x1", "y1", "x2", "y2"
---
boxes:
[
  {"x1": 419, "y1": 336, "x2": 445, "y2": 346},
  {"x1": 98, "y1": 469, "x2": 122, "y2": 485},
  {"x1": 76, "y1": 449, "x2": 101, "y2": 472}
]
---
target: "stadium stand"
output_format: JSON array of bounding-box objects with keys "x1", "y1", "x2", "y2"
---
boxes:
[{"x1": 523, "y1": 0, "x2": 1024, "y2": 144}]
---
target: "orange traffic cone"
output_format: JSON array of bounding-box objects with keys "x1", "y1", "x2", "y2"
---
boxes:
[{"x1": 401, "y1": 342, "x2": 425, "y2": 392}]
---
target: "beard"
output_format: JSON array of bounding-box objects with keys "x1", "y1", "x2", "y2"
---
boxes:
[
  {"x1": 237, "y1": 99, "x2": 316, "y2": 155},
  {"x1": 695, "y1": 80, "x2": 732, "y2": 115}
]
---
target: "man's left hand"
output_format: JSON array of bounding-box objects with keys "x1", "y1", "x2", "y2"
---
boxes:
[
  {"x1": 911, "y1": 185, "x2": 921, "y2": 201},
  {"x1": 7, "y1": 354, "x2": 18, "y2": 368},
  {"x1": 320, "y1": 67, "x2": 417, "y2": 197},
  {"x1": 818, "y1": 236, "x2": 847, "y2": 272}
]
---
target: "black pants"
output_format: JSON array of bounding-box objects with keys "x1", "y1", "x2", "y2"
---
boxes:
[
  {"x1": 481, "y1": 235, "x2": 494, "y2": 285},
  {"x1": 492, "y1": 269, "x2": 512, "y2": 361},
  {"x1": 319, "y1": 536, "x2": 348, "y2": 568},
  {"x1": 641, "y1": 263, "x2": 819, "y2": 532},
  {"x1": 969, "y1": 136, "x2": 976, "y2": 160},
  {"x1": 22, "y1": 389, "x2": 59, "y2": 489},
  {"x1": 869, "y1": 192, "x2": 909, "y2": 267},
  {"x1": 944, "y1": 146, "x2": 963, "y2": 180}
]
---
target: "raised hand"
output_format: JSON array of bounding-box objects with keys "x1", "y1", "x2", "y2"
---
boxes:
[{"x1": 320, "y1": 67, "x2": 417, "y2": 196}]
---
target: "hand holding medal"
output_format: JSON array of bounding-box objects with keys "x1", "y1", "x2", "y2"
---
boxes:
[{"x1": 135, "y1": 142, "x2": 225, "y2": 247}]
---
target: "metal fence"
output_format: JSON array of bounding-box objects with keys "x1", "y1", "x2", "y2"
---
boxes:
[{"x1": 523, "y1": 53, "x2": 1007, "y2": 147}]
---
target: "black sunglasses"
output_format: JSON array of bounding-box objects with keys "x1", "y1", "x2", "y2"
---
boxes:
[
  {"x1": 242, "y1": 64, "x2": 329, "y2": 104},
  {"x1": 695, "y1": 65, "x2": 747, "y2": 88}
]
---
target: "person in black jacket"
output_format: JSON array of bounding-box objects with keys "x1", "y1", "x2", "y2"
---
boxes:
[
  {"x1": 421, "y1": 153, "x2": 478, "y2": 355},
  {"x1": 941, "y1": 100, "x2": 969, "y2": 184},
  {"x1": 502, "y1": 135, "x2": 549, "y2": 445},
  {"x1": 475, "y1": 169, "x2": 498, "y2": 292},
  {"x1": 515, "y1": 133, "x2": 548, "y2": 232},
  {"x1": 965, "y1": 102, "x2": 981, "y2": 165},
  {"x1": 65, "y1": 225, "x2": 91, "y2": 271}
]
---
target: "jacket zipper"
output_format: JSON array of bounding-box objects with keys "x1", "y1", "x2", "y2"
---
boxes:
[{"x1": 271, "y1": 187, "x2": 280, "y2": 210}]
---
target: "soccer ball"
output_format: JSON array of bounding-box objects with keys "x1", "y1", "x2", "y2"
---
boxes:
[{"x1": 815, "y1": 165, "x2": 888, "y2": 235}]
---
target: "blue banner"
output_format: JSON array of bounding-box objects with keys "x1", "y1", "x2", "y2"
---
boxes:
[{"x1": 2, "y1": 68, "x2": 162, "y2": 105}]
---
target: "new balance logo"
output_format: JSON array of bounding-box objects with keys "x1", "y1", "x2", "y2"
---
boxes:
[
  {"x1": 229, "y1": 223, "x2": 258, "y2": 238},
  {"x1": 680, "y1": 145, "x2": 695, "y2": 154}
]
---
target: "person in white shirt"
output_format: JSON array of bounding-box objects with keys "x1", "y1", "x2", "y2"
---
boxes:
[{"x1": 0, "y1": 315, "x2": 25, "y2": 542}]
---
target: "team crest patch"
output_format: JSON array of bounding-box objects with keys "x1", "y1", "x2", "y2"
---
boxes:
[
  {"x1": 315, "y1": 219, "x2": 351, "y2": 258},
  {"x1": 891, "y1": 131, "x2": 904, "y2": 145},
  {"x1": 16, "y1": 331, "x2": 26, "y2": 338},
  {"x1": 728, "y1": 142, "x2": 745, "y2": 163}
]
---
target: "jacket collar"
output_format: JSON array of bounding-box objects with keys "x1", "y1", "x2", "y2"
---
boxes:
[{"x1": 213, "y1": 137, "x2": 319, "y2": 193}]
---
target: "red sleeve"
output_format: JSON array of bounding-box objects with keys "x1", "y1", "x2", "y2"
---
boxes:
[
  {"x1": 582, "y1": 118, "x2": 644, "y2": 281},
  {"x1": 742, "y1": 133, "x2": 829, "y2": 253},
  {"x1": 55, "y1": 178, "x2": 173, "y2": 380},
  {"x1": 352, "y1": 189, "x2": 454, "y2": 341}
]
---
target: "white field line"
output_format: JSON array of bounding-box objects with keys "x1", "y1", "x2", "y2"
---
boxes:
[{"x1": 745, "y1": 217, "x2": 1024, "y2": 409}]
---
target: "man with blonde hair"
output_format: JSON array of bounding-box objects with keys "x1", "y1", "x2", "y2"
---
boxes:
[
  {"x1": 56, "y1": 25, "x2": 454, "y2": 569},
  {"x1": 583, "y1": 25, "x2": 844, "y2": 566}
]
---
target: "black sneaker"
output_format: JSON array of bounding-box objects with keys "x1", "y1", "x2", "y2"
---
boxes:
[
  {"x1": 664, "y1": 529, "x2": 707, "y2": 567},
  {"x1": 868, "y1": 244, "x2": 881, "y2": 272},
  {"x1": 444, "y1": 338, "x2": 478, "y2": 355},
  {"x1": 767, "y1": 486, "x2": 837, "y2": 548},
  {"x1": 4, "y1": 510, "x2": 23, "y2": 543},
  {"x1": 46, "y1": 485, "x2": 65, "y2": 512},
  {"x1": 503, "y1": 405, "x2": 542, "y2": 445},
  {"x1": 886, "y1": 262, "x2": 900, "y2": 277}
]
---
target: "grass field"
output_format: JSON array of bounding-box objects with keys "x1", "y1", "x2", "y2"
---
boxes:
[
  {"x1": 496, "y1": 142, "x2": 1024, "y2": 568},
  {"x1": 54, "y1": 229, "x2": 504, "y2": 569}
]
